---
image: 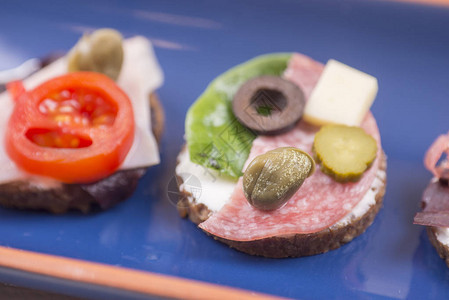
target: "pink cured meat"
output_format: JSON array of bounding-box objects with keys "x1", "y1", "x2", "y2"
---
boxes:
[
  {"x1": 424, "y1": 132, "x2": 449, "y2": 179},
  {"x1": 199, "y1": 53, "x2": 382, "y2": 241},
  {"x1": 414, "y1": 180, "x2": 449, "y2": 227}
]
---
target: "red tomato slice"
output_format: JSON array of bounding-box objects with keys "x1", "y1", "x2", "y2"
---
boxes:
[{"x1": 6, "y1": 72, "x2": 135, "y2": 183}]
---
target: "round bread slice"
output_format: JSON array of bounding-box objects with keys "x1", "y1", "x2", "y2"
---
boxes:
[
  {"x1": 177, "y1": 149, "x2": 386, "y2": 258},
  {"x1": 0, "y1": 93, "x2": 164, "y2": 214},
  {"x1": 415, "y1": 179, "x2": 449, "y2": 267},
  {"x1": 426, "y1": 227, "x2": 449, "y2": 267},
  {"x1": 418, "y1": 181, "x2": 449, "y2": 268}
]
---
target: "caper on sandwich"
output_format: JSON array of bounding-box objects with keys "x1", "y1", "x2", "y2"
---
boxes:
[{"x1": 176, "y1": 53, "x2": 386, "y2": 258}]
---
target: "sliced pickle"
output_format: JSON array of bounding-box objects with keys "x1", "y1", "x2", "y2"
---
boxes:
[{"x1": 313, "y1": 125, "x2": 377, "y2": 182}]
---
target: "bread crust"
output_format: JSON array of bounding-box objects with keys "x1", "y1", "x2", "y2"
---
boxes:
[
  {"x1": 177, "y1": 151, "x2": 387, "y2": 258},
  {"x1": 0, "y1": 93, "x2": 164, "y2": 213}
]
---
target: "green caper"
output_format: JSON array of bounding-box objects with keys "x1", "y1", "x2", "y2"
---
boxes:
[
  {"x1": 67, "y1": 28, "x2": 124, "y2": 80},
  {"x1": 243, "y1": 147, "x2": 315, "y2": 211}
]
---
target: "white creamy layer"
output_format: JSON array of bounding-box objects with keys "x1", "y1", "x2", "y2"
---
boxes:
[
  {"x1": 336, "y1": 169, "x2": 385, "y2": 226},
  {"x1": 0, "y1": 36, "x2": 163, "y2": 185},
  {"x1": 176, "y1": 148, "x2": 386, "y2": 226},
  {"x1": 435, "y1": 228, "x2": 449, "y2": 246},
  {"x1": 176, "y1": 149, "x2": 235, "y2": 212}
]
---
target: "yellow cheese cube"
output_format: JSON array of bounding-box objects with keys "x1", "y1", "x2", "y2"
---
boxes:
[{"x1": 304, "y1": 59, "x2": 378, "y2": 126}]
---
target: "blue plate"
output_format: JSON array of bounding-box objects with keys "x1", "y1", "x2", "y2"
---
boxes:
[{"x1": 0, "y1": 0, "x2": 449, "y2": 298}]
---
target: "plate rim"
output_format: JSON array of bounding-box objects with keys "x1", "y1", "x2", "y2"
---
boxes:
[
  {"x1": 0, "y1": 245, "x2": 282, "y2": 299},
  {"x1": 1, "y1": 0, "x2": 448, "y2": 298}
]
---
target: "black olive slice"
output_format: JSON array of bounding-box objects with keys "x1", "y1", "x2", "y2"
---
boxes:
[{"x1": 232, "y1": 76, "x2": 305, "y2": 135}]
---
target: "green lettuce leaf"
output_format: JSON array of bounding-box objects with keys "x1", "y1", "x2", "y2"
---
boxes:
[{"x1": 186, "y1": 53, "x2": 292, "y2": 178}]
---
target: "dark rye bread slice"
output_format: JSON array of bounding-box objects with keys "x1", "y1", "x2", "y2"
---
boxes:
[
  {"x1": 415, "y1": 180, "x2": 449, "y2": 268},
  {"x1": 426, "y1": 227, "x2": 449, "y2": 267},
  {"x1": 419, "y1": 183, "x2": 449, "y2": 268},
  {"x1": 177, "y1": 151, "x2": 387, "y2": 258},
  {"x1": 0, "y1": 93, "x2": 164, "y2": 214}
]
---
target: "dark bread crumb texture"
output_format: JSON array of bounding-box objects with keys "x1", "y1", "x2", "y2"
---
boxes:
[
  {"x1": 177, "y1": 151, "x2": 387, "y2": 258},
  {"x1": 0, "y1": 93, "x2": 164, "y2": 213}
]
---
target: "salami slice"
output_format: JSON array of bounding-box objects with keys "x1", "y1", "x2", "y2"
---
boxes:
[{"x1": 199, "y1": 53, "x2": 382, "y2": 241}]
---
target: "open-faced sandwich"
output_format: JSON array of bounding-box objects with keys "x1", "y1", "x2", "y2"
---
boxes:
[
  {"x1": 0, "y1": 28, "x2": 164, "y2": 213},
  {"x1": 176, "y1": 53, "x2": 386, "y2": 258},
  {"x1": 414, "y1": 131, "x2": 449, "y2": 266}
]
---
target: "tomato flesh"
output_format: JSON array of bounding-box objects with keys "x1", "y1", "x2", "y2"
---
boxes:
[
  {"x1": 6, "y1": 72, "x2": 135, "y2": 183},
  {"x1": 38, "y1": 88, "x2": 117, "y2": 128},
  {"x1": 26, "y1": 128, "x2": 93, "y2": 148}
]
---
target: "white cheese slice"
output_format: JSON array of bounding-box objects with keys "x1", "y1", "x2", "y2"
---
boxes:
[
  {"x1": 304, "y1": 59, "x2": 378, "y2": 126},
  {"x1": 0, "y1": 36, "x2": 163, "y2": 184}
]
